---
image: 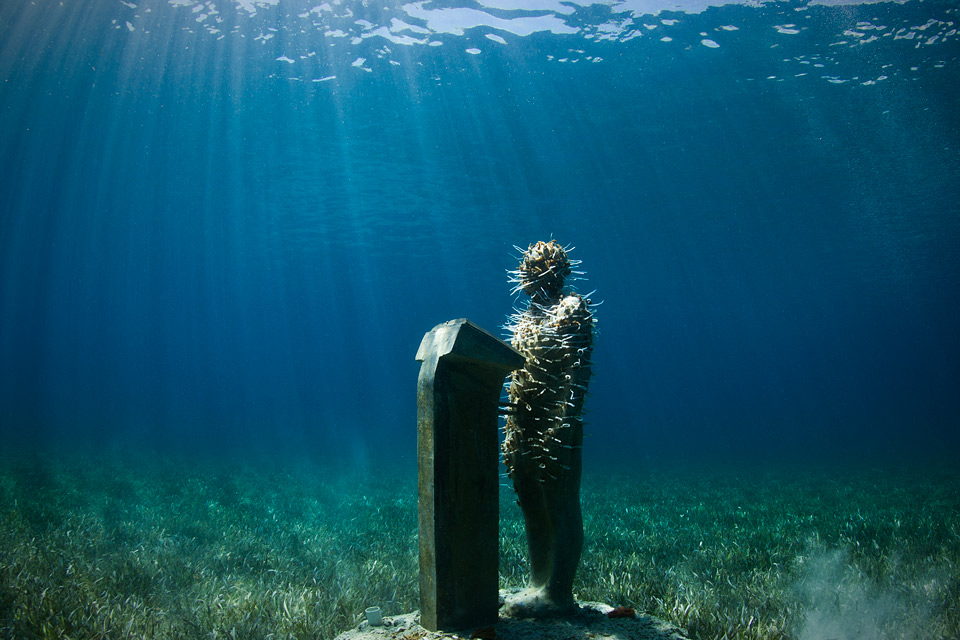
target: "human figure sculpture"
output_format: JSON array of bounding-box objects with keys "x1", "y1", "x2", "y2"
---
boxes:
[{"x1": 502, "y1": 240, "x2": 596, "y2": 617}]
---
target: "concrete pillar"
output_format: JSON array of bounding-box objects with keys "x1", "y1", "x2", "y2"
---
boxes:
[{"x1": 415, "y1": 319, "x2": 525, "y2": 631}]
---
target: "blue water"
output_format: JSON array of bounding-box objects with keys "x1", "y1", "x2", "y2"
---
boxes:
[{"x1": 1, "y1": 0, "x2": 958, "y2": 469}]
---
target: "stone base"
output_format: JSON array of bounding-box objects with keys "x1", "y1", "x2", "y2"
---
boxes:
[{"x1": 334, "y1": 593, "x2": 690, "y2": 640}]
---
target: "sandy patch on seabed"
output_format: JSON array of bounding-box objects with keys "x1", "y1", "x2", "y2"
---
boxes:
[{"x1": 335, "y1": 601, "x2": 689, "y2": 640}]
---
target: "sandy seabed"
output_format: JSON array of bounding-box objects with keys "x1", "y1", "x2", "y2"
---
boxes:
[{"x1": 335, "y1": 597, "x2": 690, "y2": 640}]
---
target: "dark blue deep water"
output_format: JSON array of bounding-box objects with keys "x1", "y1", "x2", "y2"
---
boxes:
[{"x1": 1, "y1": 0, "x2": 958, "y2": 469}]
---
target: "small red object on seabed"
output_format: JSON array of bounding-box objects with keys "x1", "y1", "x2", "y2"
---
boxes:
[{"x1": 608, "y1": 606, "x2": 636, "y2": 619}]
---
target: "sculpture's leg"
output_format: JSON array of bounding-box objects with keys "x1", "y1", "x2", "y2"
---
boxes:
[
  {"x1": 541, "y1": 460, "x2": 583, "y2": 607},
  {"x1": 504, "y1": 482, "x2": 582, "y2": 616},
  {"x1": 513, "y1": 471, "x2": 553, "y2": 588},
  {"x1": 504, "y1": 418, "x2": 584, "y2": 617}
]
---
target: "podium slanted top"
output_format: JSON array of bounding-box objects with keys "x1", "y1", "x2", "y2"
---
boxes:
[{"x1": 416, "y1": 318, "x2": 524, "y2": 372}]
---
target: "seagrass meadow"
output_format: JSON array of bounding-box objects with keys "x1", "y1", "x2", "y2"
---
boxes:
[{"x1": 1, "y1": 452, "x2": 957, "y2": 640}]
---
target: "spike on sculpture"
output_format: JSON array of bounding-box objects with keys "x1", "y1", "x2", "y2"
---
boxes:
[{"x1": 502, "y1": 240, "x2": 596, "y2": 617}]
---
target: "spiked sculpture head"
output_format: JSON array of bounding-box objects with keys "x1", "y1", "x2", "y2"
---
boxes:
[{"x1": 510, "y1": 240, "x2": 576, "y2": 301}]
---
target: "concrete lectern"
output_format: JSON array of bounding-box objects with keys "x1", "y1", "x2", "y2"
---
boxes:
[{"x1": 415, "y1": 319, "x2": 525, "y2": 631}]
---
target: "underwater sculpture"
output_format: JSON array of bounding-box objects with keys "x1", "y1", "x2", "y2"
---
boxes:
[
  {"x1": 334, "y1": 247, "x2": 696, "y2": 640},
  {"x1": 337, "y1": 248, "x2": 691, "y2": 640},
  {"x1": 502, "y1": 240, "x2": 596, "y2": 617},
  {"x1": 415, "y1": 319, "x2": 525, "y2": 630}
]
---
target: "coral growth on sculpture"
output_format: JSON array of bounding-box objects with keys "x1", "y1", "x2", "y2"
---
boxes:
[{"x1": 502, "y1": 239, "x2": 596, "y2": 617}]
